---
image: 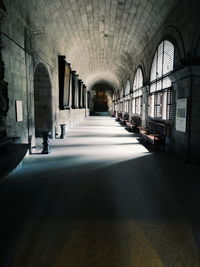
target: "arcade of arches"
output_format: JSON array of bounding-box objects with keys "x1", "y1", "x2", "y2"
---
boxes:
[
  {"x1": 0, "y1": 0, "x2": 200, "y2": 162},
  {"x1": 0, "y1": 0, "x2": 200, "y2": 266},
  {"x1": 34, "y1": 63, "x2": 53, "y2": 137}
]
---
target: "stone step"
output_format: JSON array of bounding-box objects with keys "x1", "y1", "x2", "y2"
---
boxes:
[{"x1": 92, "y1": 112, "x2": 110, "y2": 116}]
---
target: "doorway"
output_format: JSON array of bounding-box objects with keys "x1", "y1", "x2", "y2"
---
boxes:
[{"x1": 34, "y1": 63, "x2": 53, "y2": 137}]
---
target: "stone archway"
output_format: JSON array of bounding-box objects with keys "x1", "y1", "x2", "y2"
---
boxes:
[
  {"x1": 90, "y1": 84, "x2": 114, "y2": 115},
  {"x1": 34, "y1": 63, "x2": 53, "y2": 137},
  {"x1": 94, "y1": 90, "x2": 109, "y2": 112}
]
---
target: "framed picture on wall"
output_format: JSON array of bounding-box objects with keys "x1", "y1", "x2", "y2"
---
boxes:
[
  {"x1": 176, "y1": 98, "x2": 187, "y2": 132},
  {"x1": 58, "y1": 55, "x2": 71, "y2": 110}
]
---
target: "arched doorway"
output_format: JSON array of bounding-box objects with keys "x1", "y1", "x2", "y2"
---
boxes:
[
  {"x1": 90, "y1": 84, "x2": 114, "y2": 115},
  {"x1": 34, "y1": 63, "x2": 53, "y2": 137},
  {"x1": 94, "y1": 90, "x2": 109, "y2": 112}
]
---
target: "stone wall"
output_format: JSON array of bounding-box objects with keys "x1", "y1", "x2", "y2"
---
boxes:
[
  {"x1": 2, "y1": 31, "x2": 29, "y2": 143},
  {"x1": 56, "y1": 109, "x2": 87, "y2": 136},
  {"x1": 118, "y1": 0, "x2": 200, "y2": 162},
  {"x1": 1, "y1": 0, "x2": 89, "y2": 148}
]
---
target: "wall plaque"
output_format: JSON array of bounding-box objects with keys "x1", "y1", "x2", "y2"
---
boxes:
[
  {"x1": 15, "y1": 100, "x2": 23, "y2": 121},
  {"x1": 176, "y1": 98, "x2": 187, "y2": 132}
]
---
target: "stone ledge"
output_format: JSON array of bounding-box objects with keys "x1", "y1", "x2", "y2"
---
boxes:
[{"x1": 0, "y1": 143, "x2": 28, "y2": 179}]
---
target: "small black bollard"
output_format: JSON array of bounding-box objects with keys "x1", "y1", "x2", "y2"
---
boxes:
[
  {"x1": 60, "y1": 124, "x2": 66, "y2": 139},
  {"x1": 41, "y1": 131, "x2": 51, "y2": 154},
  {"x1": 28, "y1": 135, "x2": 32, "y2": 154}
]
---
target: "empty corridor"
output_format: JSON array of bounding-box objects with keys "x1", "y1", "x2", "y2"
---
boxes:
[{"x1": 0, "y1": 116, "x2": 200, "y2": 266}]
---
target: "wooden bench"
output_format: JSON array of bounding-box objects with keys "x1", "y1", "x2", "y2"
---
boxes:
[
  {"x1": 120, "y1": 113, "x2": 129, "y2": 125},
  {"x1": 139, "y1": 121, "x2": 166, "y2": 150},
  {"x1": 116, "y1": 112, "x2": 122, "y2": 121},
  {"x1": 126, "y1": 115, "x2": 141, "y2": 132}
]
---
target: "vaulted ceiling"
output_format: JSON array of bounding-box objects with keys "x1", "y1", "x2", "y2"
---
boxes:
[{"x1": 19, "y1": 0, "x2": 178, "y2": 89}]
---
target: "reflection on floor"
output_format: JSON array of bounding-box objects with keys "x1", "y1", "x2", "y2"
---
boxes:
[{"x1": 0, "y1": 116, "x2": 200, "y2": 266}]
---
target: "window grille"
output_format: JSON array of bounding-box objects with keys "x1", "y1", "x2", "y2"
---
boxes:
[
  {"x1": 163, "y1": 77, "x2": 171, "y2": 89},
  {"x1": 132, "y1": 98, "x2": 136, "y2": 114},
  {"x1": 148, "y1": 95, "x2": 152, "y2": 116},
  {"x1": 135, "y1": 97, "x2": 140, "y2": 114},
  {"x1": 140, "y1": 96, "x2": 143, "y2": 116},
  {"x1": 163, "y1": 41, "x2": 174, "y2": 75},
  {"x1": 157, "y1": 43, "x2": 163, "y2": 78},
  {"x1": 154, "y1": 92, "x2": 162, "y2": 118},
  {"x1": 166, "y1": 89, "x2": 173, "y2": 120},
  {"x1": 133, "y1": 68, "x2": 143, "y2": 90},
  {"x1": 149, "y1": 40, "x2": 174, "y2": 119},
  {"x1": 150, "y1": 40, "x2": 174, "y2": 84}
]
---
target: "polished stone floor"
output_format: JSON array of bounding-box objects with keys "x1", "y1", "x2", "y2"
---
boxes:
[{"x1": 0, "y1": 116, "x2": 200, "y2": 266}]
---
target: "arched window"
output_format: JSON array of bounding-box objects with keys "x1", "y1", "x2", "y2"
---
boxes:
[
  {"x1": 120, "y1": 87, "x2": 123, "y2": 98},
  {"x1": 124, "y1": 80, "x2": 130, "y2": 113},
  {"x1": 120, "y1": 88, "x2": 124, "y2": 112},
  {"x1": 133, "y1": 68, "x2": 143, "y2": 90},
  {"x1": 125, "y1": 80, "x2": 130, "y2": 95},
  {"x1": 149, "y1": 40, "x2": 174, "y2": 119},
  {"x1": 132, "y1": 68, "x2": 143, "y2": 115},
  {"x1": 116, "y1": 90, "x2": 120, "y2": 112}
]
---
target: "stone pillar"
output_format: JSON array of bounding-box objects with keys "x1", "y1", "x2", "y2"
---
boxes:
[
  {"x1": 71, "y1": 71, "x2": 76, "y2": 109},
  {"x1": 69, "y1": 72, "x2": 73, "y2": 108},
  {"x1": 60, "y1": 124, "x2": 66, "y2": 139},
  {"x1": 170, "y1": 65, "x2": 200, "y2": 163},
  {"x1": 129, "y1": 90, "x2": 133, "y2": 117},
  {"x1": 78, "y1": 79, "x2": 81, "y2": 108},
  {"x1": 82, "y1": 84, "x2": 86, "y2": 108},
  {"x1": 79, "y1": 81, "x2": 83, "y2": 108},
  {"x1": 142, "y1": 85, "x2": 148, "y2": 127},
  {"x1": 122, "y1": 94, "x2": 125, "y2": 115},
  {"x1": 74, "y1": 74, "x2": 79, "y2": 109},
  {"x1": 41, "y1": 131, "x2": 51, "y2": 154},
  {"x1": 86, "y1": 90, "x2": 89, "y2": 109}
]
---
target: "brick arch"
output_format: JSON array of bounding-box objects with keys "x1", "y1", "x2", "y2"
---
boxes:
[{"x1": 34, "y1": 62, "x2": 53, "y2": 137}]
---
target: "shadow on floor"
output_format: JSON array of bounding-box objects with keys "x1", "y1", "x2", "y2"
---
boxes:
[{"x1": 0, "y1": 153, "x2": 200, "y2": 266}]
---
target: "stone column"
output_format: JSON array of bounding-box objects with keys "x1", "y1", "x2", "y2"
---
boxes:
[
  {"x1": 122, "y1": 94, "x2": 125, "y2": 115},
  {"x1": 74, "y1": 74, "x2": 79, "y2": 109},
  {"x1": 142, "y1": 85, "x2": 148, "y2": 127},
  {"x1": 71, "y1": 71, "x2": 76, "y2": 109},
  {"x1": 82, "y1": 84, "x2": 86, "y2": 108},
  {"x1": 69, "y1": 72, "x2": 73, "y2": 108},
  {"x1": 129, "y1": 89, "x2": 133, "y2": 117},
  {"x1": 79, "y1": 80, "x2": 83, "y2": 108}
]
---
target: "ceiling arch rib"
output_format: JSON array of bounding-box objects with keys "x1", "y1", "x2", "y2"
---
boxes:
[
  {"x1": 85, "y1": 72, "x2": 119, "y2": 91},
  {"x1": 26, "y1": 0, "x2": 179, "y2": 88}
]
